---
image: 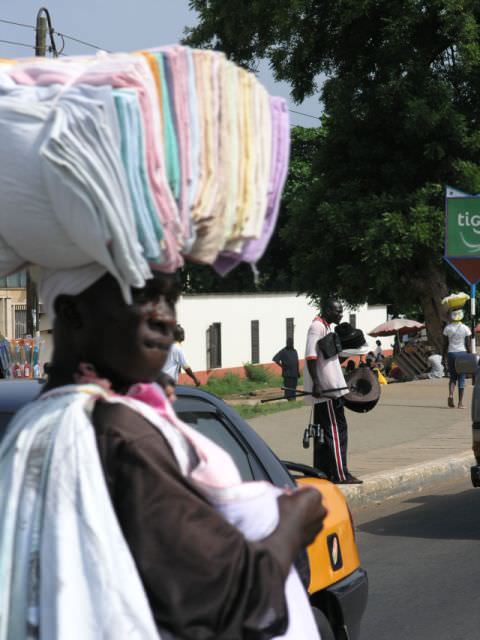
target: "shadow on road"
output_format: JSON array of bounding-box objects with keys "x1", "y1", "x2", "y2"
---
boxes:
[{"x1": 358, "y1": 489, "x2": 480, "y2": 541}]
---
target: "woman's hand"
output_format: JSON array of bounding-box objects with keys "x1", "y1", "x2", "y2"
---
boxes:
[
  {"x1": 278, "y1": 487, "x2": 327, "y2": 548},
  {"x1": 260, "y1": 487, "x2": 327, "y2": 579}
]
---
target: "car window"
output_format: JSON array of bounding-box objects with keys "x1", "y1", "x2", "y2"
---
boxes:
[{"x1": 177, "y1": 411, "x2": 255, "y2": 482}]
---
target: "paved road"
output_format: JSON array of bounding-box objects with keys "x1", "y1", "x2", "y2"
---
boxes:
[
  {"x1": 248, "y1": 379, "x2": 473, "y2": 476},
  {"x1": 354, "y1": 478, "x2": 480, "y2": 640}
]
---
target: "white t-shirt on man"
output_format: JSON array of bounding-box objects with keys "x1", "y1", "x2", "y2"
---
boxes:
[
  {"x1": 443, "y1": 323, "x2": 471, "y2": 353},
  {"x1": 303, "y1": 316, "x2": 349, "y2": 405},
  {"x1": 162, "y1": 343, "x2": 188, "y2": 382}
]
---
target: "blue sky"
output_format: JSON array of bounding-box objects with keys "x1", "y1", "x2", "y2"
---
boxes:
[{"x1": 0, "y1": 0, "x2": 321, "y2": 127}]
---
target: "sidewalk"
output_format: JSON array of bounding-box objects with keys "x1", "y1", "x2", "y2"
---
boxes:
[{"x1": 248, "y1": 378, "x2": 475, "y2": 508}]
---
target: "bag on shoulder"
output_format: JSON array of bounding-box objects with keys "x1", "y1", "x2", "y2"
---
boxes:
[{"x1": 317, "y1": 332, "x2": 342, "y2": 359}]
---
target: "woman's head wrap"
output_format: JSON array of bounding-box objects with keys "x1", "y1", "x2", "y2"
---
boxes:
[{"x1": 35, "y1": 264, "x2": 108, "y2": 320}]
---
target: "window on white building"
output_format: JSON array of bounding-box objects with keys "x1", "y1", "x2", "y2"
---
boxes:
[
  {"x1": 251, "y1": 320, "x2": 260, "y2": 364},
  {"x1": 349, "y1": 313, "x2": 357, "y2": 328},
  {"x1": 207, "y1": 323, "x2": 222, "y2": 369}
]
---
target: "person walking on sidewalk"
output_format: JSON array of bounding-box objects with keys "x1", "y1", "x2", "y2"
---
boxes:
[
  {"x1": 304, "y1": 299, "x2": 363, "y2": 484},
  {"x1": 163, "y1": 324, "x2": 201, "y2": 386},
  {"x1": 443, "y1": 308, "x2": 472, "y2": 408},
  {"x1": 273, "y1": 338, "x2": 300, "y2": 400}
]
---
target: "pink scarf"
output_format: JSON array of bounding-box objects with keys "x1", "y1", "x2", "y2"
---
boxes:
[{"x1": 127, "y1": 382, "x2": 242, "y2": 488}]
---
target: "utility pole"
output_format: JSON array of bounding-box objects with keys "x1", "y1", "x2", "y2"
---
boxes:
[
  {"x1": 26, "y1": 8, "x2": 57, "y2": 336},
  {"x1": 35, "y1": 11, "x2": 47, "y2": 56}
]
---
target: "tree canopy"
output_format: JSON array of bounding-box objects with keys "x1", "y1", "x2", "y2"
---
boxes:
[{"x1": 185, "y1": 1, "x2": 480, "y2": 347}]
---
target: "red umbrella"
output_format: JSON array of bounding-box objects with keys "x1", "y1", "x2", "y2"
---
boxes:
[{"x1": 368, "y1": 318, "x2": 425, "y2": 337}]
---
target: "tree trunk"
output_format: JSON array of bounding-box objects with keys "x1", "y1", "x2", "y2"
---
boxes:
[{"x1": 410, "y1": 263, "x2": 448, "y2": 353}]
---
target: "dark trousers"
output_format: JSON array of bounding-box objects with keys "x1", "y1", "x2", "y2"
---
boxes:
[
  {"x1": 283, "y1": 376, "x2": 298, "y2": 400},
  {"x1": 313, "y1": 399, "x2": 348, "y2": 481}
]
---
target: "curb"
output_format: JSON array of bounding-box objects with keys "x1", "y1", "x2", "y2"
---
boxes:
[{"x1": 338, "y1": 451, "x2": 475, "y2": 510}]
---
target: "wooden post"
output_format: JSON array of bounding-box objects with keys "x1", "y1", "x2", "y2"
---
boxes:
[
  {"x1": 25, "y1": 10, "x2": 49, "y2": 336},
  {"x1": 35, "y1": 14, "x2": 47, "y2": 57}
]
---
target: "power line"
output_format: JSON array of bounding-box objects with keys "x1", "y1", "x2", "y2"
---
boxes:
[
  {"x1": 0, "y1": 38, "x2": 35, "y2": 50},
  {"x1": 56, "y1": 31, "x2": 109, "y2": 53},
  {"x1": 0, "y1": 15, "x2": 107, "y2": 53},
  {"x1": 0, "y1": 17, "x2": 35, "y2": 30},
  {"x1": 288, "y1": 108, "x2": 321, "y2": 120},
  {"x1": 0, "y1": 20, "x2": 316, "y2": 111},
  {"x1": 0, "y1": 13, "x2": 58, "y2": 56}
]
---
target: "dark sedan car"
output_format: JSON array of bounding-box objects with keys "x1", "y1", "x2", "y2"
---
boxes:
[{"x1": 0, "y1": 380, "x2": 367, "y2": 639}]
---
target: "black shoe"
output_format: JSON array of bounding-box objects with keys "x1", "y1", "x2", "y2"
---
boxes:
[
  {"x1": 332, "y1": 474, "x2": 363, "y2": 485},
  {"x1": 345, "y1": 473, "x2": 363, "y2": 484}
]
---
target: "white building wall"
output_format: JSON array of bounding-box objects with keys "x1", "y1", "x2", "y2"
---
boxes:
[
  {"x1": 177, "y1": 293, "x2": 389, "y2": 372},
  {"x1": 38, "y1": 293, "x2": 389, "y2": 372}
]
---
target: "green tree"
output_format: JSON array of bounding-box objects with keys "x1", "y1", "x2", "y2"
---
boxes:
[{"x1": 186, "y1": 0, "x2": 480, "y2": 349}]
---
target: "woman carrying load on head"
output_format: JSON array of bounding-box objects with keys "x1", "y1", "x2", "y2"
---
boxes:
[
  {"x1": 0, "y1": 40, "x2": 326, "y2": 640},
  {"x1": 0, "y1": 266, "x2": 327, "y2": 640},
  {"x1": 443, "y1": 307, "x2": 472, "y2": 409}
]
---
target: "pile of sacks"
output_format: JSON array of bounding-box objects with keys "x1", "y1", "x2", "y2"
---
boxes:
[{"x1": 0, "y1": 46, "x2": 290, "y2": 305}]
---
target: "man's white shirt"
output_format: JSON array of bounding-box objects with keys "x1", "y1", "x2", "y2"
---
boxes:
[
  {"x1": 303, "y1": 317, "x2": 349, "y2": 405},
  {"x1": 163, "y1": 343, "x2": 188, "y2": 382}
]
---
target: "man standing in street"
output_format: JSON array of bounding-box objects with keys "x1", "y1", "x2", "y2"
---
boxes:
[
  {"x1": 273, "y1": 338, "x2": 300, "y2": 400},
  {"x1": 163, "y1": 324, "x2": 201, "y2": 387},
  {"x1": 304, "y1": 299, "x2": 363, "y2": 484}
]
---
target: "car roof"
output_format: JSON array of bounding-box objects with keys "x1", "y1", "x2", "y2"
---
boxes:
[
  {"x1": 0, "y1": 379, "x2": 44, "y2": 412},
  {"x1": 0, "y1": 381, "x2": 294, "y2": 487},
  {"x1": 0, "y1": 381, "x2": 231, "y2": 412}
]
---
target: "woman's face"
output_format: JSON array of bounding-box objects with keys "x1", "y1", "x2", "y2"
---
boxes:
[{"x1": 77, "y1": 273, "x2": 178, "y2": 390}]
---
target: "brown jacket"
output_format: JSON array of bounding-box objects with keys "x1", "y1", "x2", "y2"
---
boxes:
[{"x1": 92, "y1": 401, "x2": 288, "y2": 639}]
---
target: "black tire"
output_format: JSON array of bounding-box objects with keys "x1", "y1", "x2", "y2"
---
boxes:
[{"x1": 311, "y1": 607, "x2": 336, "y2": 640}]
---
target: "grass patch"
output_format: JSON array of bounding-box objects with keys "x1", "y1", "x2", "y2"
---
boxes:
[
  {"x1": 203, "y1": 369, "x2": 284, "y2": 398},
  {"x1": 235, "y1": 399, "x2": 304, "y2": 420},
  {"x1": 244, "y1": 362, "x2": 271, "y2": 383},
  {"x1": 203, "y1": 372, "x2": 246, "y2": 396}
]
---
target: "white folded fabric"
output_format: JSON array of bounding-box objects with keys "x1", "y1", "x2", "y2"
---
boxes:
[
  {"x1": 35, "y1": 263, "x2": 108, "y2": 319},
  {"x1": 0, "y1": 84, "x2": 151, "y2": 305},
  {"x1": 0, "y1": 386, "x2": 161, "y2": 640}
]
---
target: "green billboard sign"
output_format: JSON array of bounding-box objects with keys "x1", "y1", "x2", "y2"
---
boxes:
[{"x1": 446, "y1": 196, "x2": 480, "y2": 257}]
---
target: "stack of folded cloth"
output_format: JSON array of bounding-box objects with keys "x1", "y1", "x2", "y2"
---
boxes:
[{"x1": 0, "y1": 46, "x2": 290, "y2": 305}]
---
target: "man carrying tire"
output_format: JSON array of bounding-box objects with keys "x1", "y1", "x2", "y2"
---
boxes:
[{"x1": 304, "y1": 298, "x2": 363, "y2": 485}]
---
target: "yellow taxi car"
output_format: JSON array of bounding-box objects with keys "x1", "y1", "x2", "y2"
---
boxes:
[
  {"x1": 295, "y1": 470, "x2": 365, "y2": 638},
  {"x1": 0, "y1": 381, "x2": 368, "y2": 639}
]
